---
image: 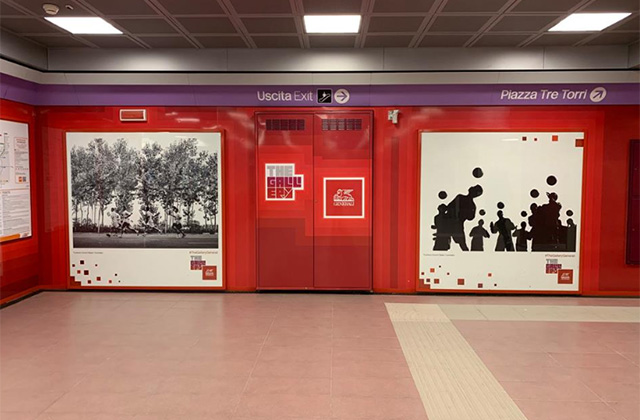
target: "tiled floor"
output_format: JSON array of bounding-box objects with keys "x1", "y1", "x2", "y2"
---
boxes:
[{"x1": 0, "y1": 292, "x2": 638, "y2": 420}]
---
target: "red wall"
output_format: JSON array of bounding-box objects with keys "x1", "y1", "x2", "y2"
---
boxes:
[
  {"x1": 3, "y1": 100, "x2": 637, "y2": 300},
  {"x1": 0, "y1": 100, "x2": 39, "y2": 303}
]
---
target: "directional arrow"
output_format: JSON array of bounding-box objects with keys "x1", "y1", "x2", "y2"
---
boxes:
[{"x1": 334, "y1": 88, "x2": 350, "y2": 104}]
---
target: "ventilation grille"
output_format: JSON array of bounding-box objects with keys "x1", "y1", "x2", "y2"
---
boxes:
[
  {"x1": 321, "y1": 118, "x2": 362, "y2": 131},
  {"x1": 266, "y1": 119, "x2": 306, "y2": 131}
]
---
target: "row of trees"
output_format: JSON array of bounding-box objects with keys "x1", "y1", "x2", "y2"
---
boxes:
[{"x1": 70, "y1": 137, "x2": 218, "y2": 233}]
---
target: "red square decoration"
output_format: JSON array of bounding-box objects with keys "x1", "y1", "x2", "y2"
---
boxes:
[
  {"x1": 323, "y1": 177, "x2": 365, "y2": 219},
  {"x1": 557, "y1": 269, "x2": 573, "y2": 284},
  {"x1": 202, "y1": 266, "x2": 218, "y2": 281}
]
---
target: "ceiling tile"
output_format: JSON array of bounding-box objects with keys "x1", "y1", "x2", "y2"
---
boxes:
[
  {"x1": 586, "y1": 32, "x2": 640, "y2": 45},
  {"x1": 373, "y1": 0, "x2": 436, "y2": 12},
  {"x1": 303, "y1": 0, "x2": 362, "y2": 13},
  {"x1": 0, "y1": 2, "x2": 28, "y2": 15},
  {"x1": 79, "y1": 35, "x2": 142, "y2": 47},
  {"x1": 429, "y1": 16, "x2": 491, "y2": 32},
  {"x1": 155, "y1": 0, "x2": 224, "y2": 15},
  {"x1": 582, "y1": 0, "x2": 640, "y2": 12},
  {"x1": 195, "y1": 36, "x2": 248, "y2": 48},
  {"x1": 253, "y1": 35, "x2": 302, "y2": 47},
  {"x1": 113, "y1": 18, "x2": 177, "y2": 34},
  {"x1": 1, "y1": 17, "x2": 60, "y2": 34},
  {"x1": 137, "y1": 36, "x2": 194, "y2": 48},
  {"x1": 2, "y1": 0, "x2": 90, "y2": 16},
  {"x1": 309, "y1": 35, "x2": 357, "y2": 47},
  {"x1": 442, "y1": 0, "x2": 511, "y2": 12},
  {"x1": 241, "y1": 18, "x2": 297, "y2": 33},
  {"x1": 511, "y1": 0, "x2": 584, "y2": 12},
  {"x1": 613, "y1": 15, "x2": 639, "y2": 31},
  {"x1": 419, "y1": 34, "x2": 472, "y2": 46},
  {"x1": 528, "y1": 33, "x2": 589, "y2": 46},
  {"x1": 25, "y1": 35, "x2": 88, "y2": 47},
  {"x1": 490, "y1": 15, "x2": 558, "y2": 32},
  {"x1": 176, "y1": 17, "x2": 237, "y2": 34},
  {"x1": 83, "y1": 0, "x2": 157, "y2": 15},
  {"x1": 473, "y1": 34, "x2": 531, "y2": 46},
  {"x1": 367, "y1": 17, "x2": 424, "y2": 33},
  {"x1": 364, "y1": 35, "x2": 413, "y2": 47},
  {"x1": 231, "y1": 0, "x2": 292, "y2": 14}
]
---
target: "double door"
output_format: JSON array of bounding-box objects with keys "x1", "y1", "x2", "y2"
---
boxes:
[{"x1": 257, "y1": 112, "x2": 372, "y2": 290}]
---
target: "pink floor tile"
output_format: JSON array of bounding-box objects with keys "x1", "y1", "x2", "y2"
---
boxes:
[
  {"x1": 330, "y1": 396, "x2": 428, "y2": 419},
  {"x1": 582, "y1": 380, "x2": 640, "y2": 402},
  {"x1": 550, "y1": 352, "x2": 639, "y2": 368},
  {"x1": 243, "y1": 376, "x2": 331, "y2": 395},
  {"x1": 500, "y1": 378, "x2": 602, "y2": 402},
  {"x1": 251, "y1": 359, "x2": 332, "y2": 378},
  {"x1": 514, "y1": 400, "x2": 625, "y2": 420},
  {"x1": 234, "y1": 393, "x2": 331, "y2": 418},
  {"x1": 332, "y1": 376, "x2": 421, "y2": 398},
  {"x1": 332, "y1": 358, "x2": 412, "y2": 379},
  {"x1": 608, "y1": 401, "x2": 640, "y2": 420}
]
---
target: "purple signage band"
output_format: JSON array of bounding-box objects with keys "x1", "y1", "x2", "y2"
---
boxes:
[{"x1": 1, "y1": 73, "x2": 638, "y2": 107}]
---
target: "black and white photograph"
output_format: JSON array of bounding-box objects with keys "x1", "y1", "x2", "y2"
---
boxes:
[{"x1": 68, "y1": 133, "x2": 219, "y2": 249}]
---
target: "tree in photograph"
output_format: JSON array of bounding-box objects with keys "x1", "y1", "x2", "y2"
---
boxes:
[
  {"x1": 112, "y1": 138, "x2": 139, "y2": 216},
  {"x1": 182, "y1": 148, "x2": 208, "y2": 228},
  {"x1": 202, "y1": 153, "x2": 219, "y2": 233},
  {"x1": 70, "y1": 146, "x2": 92, "y2": 225},
  {"x1": 138, "y1": 141, "x2": 163, "y2": 226},
  {"x1": 157, "y1": 138, "x2": 196, "y2": 231},
  {"x1": 87, "y1": 138, "x2": 117, "y2": 232}
]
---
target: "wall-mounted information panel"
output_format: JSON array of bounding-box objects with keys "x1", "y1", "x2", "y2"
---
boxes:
[
  {"x1": 0, "y1": 119, "x2": 31, "y2": 243},
  {"x1": 418, "y1": 131, "x2": 584, "y2": 292},
  {"x1": 66, "y1": 132, "x2": 223, "y2": 288}
]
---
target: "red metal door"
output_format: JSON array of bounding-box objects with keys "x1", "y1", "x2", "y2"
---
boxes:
[
  {"x1": 257, "y1": 114, "x2": 314, "y2": 289},
  {"x1": 313, "y1": 112, "x2": 373, "y2": 289}
]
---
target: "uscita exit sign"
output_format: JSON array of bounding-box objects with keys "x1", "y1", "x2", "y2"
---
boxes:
[{"x1": 119, "y1": 109, "x2": 147, "y2": 122}]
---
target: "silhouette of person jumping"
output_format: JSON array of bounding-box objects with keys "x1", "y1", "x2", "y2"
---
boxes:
[
  {"x1": 469, "y1": 219, "x2": 490, "y2": 251},
  {"x1": 432, "y1": 204, "x2": 451, "y2": 251},
  {"x1": 512, "y1": 221, "x2": 532, "y2": 252},
  {"x1": 490, "y1": 210, "x2": 516, "y2": 251},
  {"x1": 444, "y1": 185, "x2": 483, "y2": 251}
]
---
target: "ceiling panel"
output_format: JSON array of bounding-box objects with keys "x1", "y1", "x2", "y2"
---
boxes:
[
  {"x1": 80, "y1": 35, "x2": 142, "y2": 47},
  {"x1": 473, "y1": 34, "x2": 531, "y2": 46},
  {"x1": 490, "y1": 15, "x2": 558, "y2": 32},
  {"x1": 113, "y1": 18, "x2": 178, "y2": 34},
  {"x1": 1, "y1": 17, "x2": 60, "y2": 34},
  {"x1": 155, "y1": 0, "x2": 225, "y2": 15},
  {"x1": 511, "y1": 0, "x2": 584, "y2": 12},
  {"x1": 613, "y1": 15, "x2": 639, "y2": 31},
  {"x1": 253, "y1": 36, "x2": 302, "y2": 47},
  {"x1": 419, "y1": 34, "x2": 472, "y2": 47},
  {"x1": 368, "y1": 17, "x2": 425, "y2": 33},
  {"x1": 586, "y1": 32, "x2": 640, "y2": 45},
  {"x1": 241, "y1": 17, "x2": 297, "y2": 33},
  {"x1": 176, "y1": 17, "x2": 237, "y2": 34},
  {"x1": 303, "y1": 0, "x2": 362, "y2": 13},
  {"x1": 231, "y1": 0, "x2": 293, "y2": 14},
  {"x1": 581, "y1": 0, "x2": 640, "y2": 12},
  {"x1": 309, "y1": 35, "x2": 357, "y2": 47},
  {"x1": 2, "y1": 0, "x2": 88, "y2": 16},
  {"x1": 83, "y1": 0, "x2": 157, "y2": 15},
  {"x1": 429, "y1": 16, "x2": 492, "y2": 32},
  {"x1": 195, "y1": 36, "x2": 248, "y2": 48},
  {"x1": 528, "y1": 33, "x2": 589, "y2": 46},
  {"x1": 364, "y1": 35, "x2": 413, "y2": 47},
  {"x1": 0, "y1": 2, "x2": 26, "y2": 16},
  {"x1": 25, "y1": 35, "x2": 88, "y2": 47},
  {"x1": 373, "y1": 0, "x2": 436, "y2": 13},
  {"x1": 442, "y1": 0, "x2": 511, "y2": 13},
  {"x1": 137, "y1": 35, "x2": 193, "y2": 47}
]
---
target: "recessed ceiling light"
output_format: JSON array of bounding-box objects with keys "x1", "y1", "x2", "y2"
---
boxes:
[
  {"x1": 548, "y1": 13, "x2": 631, "y2": 32},
  {"x1": 45, "y1": 17, "x2": 122, "y2": 34},
  {"x1": 304, "y1": 15, "x2": 361, "y2": 34}
]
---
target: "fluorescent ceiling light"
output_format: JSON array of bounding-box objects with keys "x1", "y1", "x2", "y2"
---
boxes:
[
  {"x1": 548, "y1": 13, "x2": 631, "y2": 32},
  {"x1": 304, "y1": 15, "x2": 361, "y2": 33},
  {"x1": 45, "y1": 17, "x2": 122, "y2": 34}
]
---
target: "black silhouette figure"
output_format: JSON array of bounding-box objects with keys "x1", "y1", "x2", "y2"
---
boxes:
[
  {"x1": 445, "y1": 185, "x2": 483, "y2": 251},
  {"x1": 432, "y1": 204, "x2": 451, "y2": 251},
  {"x1": 530, "y1": 192, "x2": 563, "y2": 251},
  {"x1": 566, "y1": 218, "x2": 577, "y2": 252},
  {"x1": 512, "y1": 221, "x2": 532, "y2": 252},
  {"x1": 490, "y1": 210, "x2": 516, "y2": 251},
  {"x1": 469, "y1": 220, "x2": 490, "y2": 251}
]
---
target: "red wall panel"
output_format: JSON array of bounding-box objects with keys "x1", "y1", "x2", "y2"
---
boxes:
[
  {"x1": 0, "y1": 99, "x2": 39, "y2": 303},
  {"x1": 22, "y1": 103, "x2": 639, "y2": 297}
]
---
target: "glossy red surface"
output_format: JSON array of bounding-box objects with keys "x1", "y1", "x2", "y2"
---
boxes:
[{"x1": 0, "y1": 100, "x2": 637, "y2": 300}]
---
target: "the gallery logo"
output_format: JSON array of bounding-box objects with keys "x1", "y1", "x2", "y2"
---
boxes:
[
  {"x1": 202, "y1": 265, "x2": 217, "y2": 281},
  {"x1": 589, "y1": 87, "x2": 607, "y2": 103},
  {"x1": 190, "y1": 255, "x2": 206, "y2": 271},
  {"x1": 265, "y1": 163, "x2": 304, "y2": 201},
  {"x1": 333, "y1": 189, "x2": 355, "y2": 207},
  {"x1": 545, "y1": 258, "x2": 562, "y2": 274}
]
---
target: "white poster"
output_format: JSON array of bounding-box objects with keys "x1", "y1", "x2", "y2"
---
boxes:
[
  {"x1": 419, "y1": 132, "x2": 584, "y2": 291},
  {"x1": 0, "y1": 119, "x2": 31, "y2": 243},
  {"x1": 66, "y1": 132, "x2": 223, "y2": 288}
]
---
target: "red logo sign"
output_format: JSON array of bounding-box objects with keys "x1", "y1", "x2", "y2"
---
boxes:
[
  {"x1": 557, "y1": 269, "x2": 573, "y2": 284},
  {"x1": 202, "y1": 265, "x2": 217, "y2": 281},
  {"x1": 265, "y1": 163, "x2": 304, "y2": 201},
  {"x1": 324, "y1": 178, "x2": 365, "y2": 219}
]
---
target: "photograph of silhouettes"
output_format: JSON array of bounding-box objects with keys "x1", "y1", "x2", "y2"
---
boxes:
[
  {"x1": 67, "y1": 133, "x2": 220, "y2": 249},
  {"x1": 419, "y1": 132, "x2": 584, "y2": 292}
]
